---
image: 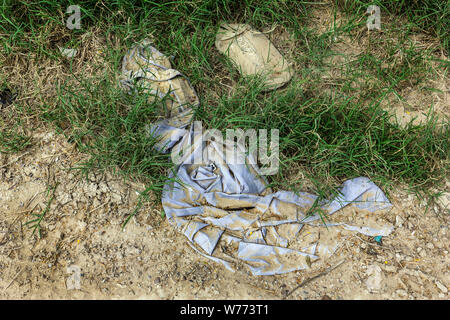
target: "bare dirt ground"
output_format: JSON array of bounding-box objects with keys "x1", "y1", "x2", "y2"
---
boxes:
[{"x1": 0, "y1": 128, "x2": 448, "y2": 300}]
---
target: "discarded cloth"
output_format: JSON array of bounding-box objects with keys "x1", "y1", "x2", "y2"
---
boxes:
[
  {"x1": 120, "y1": 39, "x2": 394, "y2": 276},
  {"x1": 215, "y1": 23, "x2": 293, "y2": 91}
]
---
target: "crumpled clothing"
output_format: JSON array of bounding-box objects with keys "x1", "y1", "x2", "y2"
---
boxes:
[
  {"x1": 121, "y1": 41, "x2": 394, "y2": 276},
  {"x1": 160, "y1": 126, "x2": 393, "y2": 275}
]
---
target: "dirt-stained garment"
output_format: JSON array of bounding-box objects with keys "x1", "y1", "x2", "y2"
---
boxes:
[{"x1": 120, "y1": 40, "x2": 393, "y2": 275}]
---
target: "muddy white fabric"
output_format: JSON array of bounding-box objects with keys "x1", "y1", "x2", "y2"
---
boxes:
[
  {"x1": 215, "y1": 23, "x2": 294, "y2": 91},
  {"x1": 120, "y1": 40, "x2": 394, "y2": 276}
]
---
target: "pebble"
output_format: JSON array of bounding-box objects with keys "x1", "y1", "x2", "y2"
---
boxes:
[
  {"x1": 396, "y1": 289, "x2": 408, "y2": 297},
  {"x1": 395, "y1": 216, "x2": 404, "y2": 227},
  {"x1": 78, "y1": 221, "x2": 87, "y2": 231},
  {"x1": 435, "y1": 281, "x2": 448, "y2": 293},
  {"x1": 426, "y1": 243, "x2": 434, "y2": 250},
  {"x1": 383, "y1": 265, "x2": 397, "y2": 273},
  {"x1": 437, "y1": 192, "x2": 450, "y2": 210},
  {"x1": 432, "y1": 238, "x2": 440, "y2": 247}
]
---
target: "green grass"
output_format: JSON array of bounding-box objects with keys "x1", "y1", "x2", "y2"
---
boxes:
[
  {"x1": 40, "y1": 70, "x2": 172, "y2": 195},
  {"x1": 0, "y1": 126, "x2": 31, "y2": 153},
  {"x1": 0, "y1": 0, "x2": 448, "y2": 216},
  {"x1": 0, "y1": 94, "x2": 31, "y2": 153},
  {"x1": 336, "y1": 0, "x2": 449, "y2": 52},
  {"x1": 24, "y1": 183, "x2": 58, "y2": 238},
  {"x1": 197, "y1": 76, "x2": 447, "y2": 191}
]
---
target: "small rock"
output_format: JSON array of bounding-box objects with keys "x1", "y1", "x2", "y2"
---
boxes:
[
  {"x1": 426, "y1": 243, "x2": 434, "y2": 250},
  {"x1": 383, "y1": 265, "x2": 397, "y2": 273},
  {"x1": 396, "y1": 289, "x2": 408, "y2": 297},
  {"x1": 154, "y1": 277, "x2": 161, "y2": 285},
  {"x1": 432, "y1": 238, "x2": 442, "y2": 249},
  {"x1": 395, "y1": 216, "x2": 404, "y2": 227},
  {"x1": 435, "y1": 281, "x2": 448, "y2": 293},
  {"x1": 437, "y1": 192, "x2": 450, "y2": 211},
  {"x1": 77, "y1": 221, "x2": 87, "y2": 231},
  {"x1": 419, "y1": 250, "x2": 427, "y2": 258},
  {"x1": 321, "y1": 295, "x2": 332, "y2": 300},
  {"x1": 281, "y1": 288, "x2": 289, "y2": 297}
]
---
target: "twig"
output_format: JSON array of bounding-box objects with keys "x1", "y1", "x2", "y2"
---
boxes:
[
  {"x1": 15, "y1": 203, "x2": 39, "y2": 216},
  {"x1": 0, "y1": 151, "x2": 30, "y2": 169},
  {"x1": 3, "y1": 267, "x2": 24, "y2": 291},
  {"x1": 0, "y1": 215, "x2": 22, "y2": 246},
  {"x1": 284, "y1": 259, "x2": 346, "y2": 298},
  {"x1": 246, "y1": 283, "x2": 277, "y2": 296},
  {"x1": 86, "y1": 202, "x2": 108, "y2": 216},
  {"x1": 23, "y1": 191, "x2": 41, "y2": 210},
  {"x1": 355, "y1": 234, "x2": 397, "y2": 252}
]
